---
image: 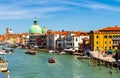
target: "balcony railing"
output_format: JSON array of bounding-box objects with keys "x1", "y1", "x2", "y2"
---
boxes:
[
  {"x1": 112, "y1": 38, "x2": 120, "y2": 40},
  {"x1": 112, "y1": 44, "x2": 118, "y2": 46}
]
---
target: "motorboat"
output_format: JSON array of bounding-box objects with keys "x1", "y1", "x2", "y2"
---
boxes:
[
  {"x1": 64, "y1": 48, "x2": 75, "y2": 55},
  {"x1": 48, "y1": 58, "x2": 55, "y2": 63},
  {"x1": 25, "y1": 50, "x2": 36, "y2": 55},
  {"x1": 0, "y1": 58, "x2": 8, "y2": 72},
  {"x1": 0, "y1": 50, "x2": 6, "y2": 55},
  {"x1": 48, "y1": 50, "x2": 54, "y2": 53},
  {"x1": 2, "y1": 48, "x2": 13, "y2": 53},
  {"x1": 0, "y1": 50, "x2": 8, "y2": 72},
  {"x1": 58, "y1": 52, "x2": 66, "y2": 55}
]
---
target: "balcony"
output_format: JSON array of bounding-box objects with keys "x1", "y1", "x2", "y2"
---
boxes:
[
  {"x1": 112, "y1": 43, "x2": 118, "y2": 46},
  {"x1": 112, "y1": 37, "x2": 120, "y2": 40}
]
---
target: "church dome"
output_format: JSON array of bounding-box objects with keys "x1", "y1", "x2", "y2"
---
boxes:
[{"x1": 29, "y1": 17, "x2": 42, "y2": 34}]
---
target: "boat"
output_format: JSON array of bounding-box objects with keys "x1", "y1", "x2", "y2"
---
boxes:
[
  {"x1": 0, "y1": 50, "x2": 8, "y2": 72},
  {"x1": 48, "y1": 58, "x2": 55, "y2": 63},
  {"x1": 0, "y1": 57, "x2": 8, "y2": 72},
  {"x1": 2, "y1": 48, "x2": 13, "y2": 53},
  {"x1": 64, "y1": 48, "x2": 75, "y2": 55},
  {"x1": 58, "y1": 52, "x2": 66, "y2": 55},
  {"x1": 25, "y1": 50, "x2": 36, "y2": 55},
  {"x1": 0, "y1": 50, "x2": 6, "y2": 55},
  {"x1": 48, "y1": 50, "x2": 54, "y2": 53}
]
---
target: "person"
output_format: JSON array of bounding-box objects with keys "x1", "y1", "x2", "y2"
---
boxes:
[{"x1": 114, "y1": 41, "x2": 120, "y2": 62}]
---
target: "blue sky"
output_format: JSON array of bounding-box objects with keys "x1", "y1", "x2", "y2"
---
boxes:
[{"x1": 0, "y1": 0, "x2": 120, "y2": 34}]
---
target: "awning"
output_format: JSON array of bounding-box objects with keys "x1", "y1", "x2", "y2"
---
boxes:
[{"x1": 108, "y1": 50, "x2": 113, "y2": 52}]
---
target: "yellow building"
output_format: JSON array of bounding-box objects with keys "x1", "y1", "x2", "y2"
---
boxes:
[{"x1": 90, "y1": 25, "x2": 120, "y2": 52}]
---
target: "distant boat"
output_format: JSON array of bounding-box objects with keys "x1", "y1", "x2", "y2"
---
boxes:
[
  {"x1": 64, "y1": 48, "x2": 75, "y2": 55},
  {"x1": 58, "y1": 52, "x2": 66, "y2": 55},
  {"x1": 2, "y1": 48, "x2": 13, "y2": 53},
  {"x1": 48, "y1": 50, "x2": 54, "y2": 53},
  {"x1": 25, "y1": 50, "x2": 36, "y2": 55},
  {"x1": 0, "y1": 58, "x2": 8, "y2": 72},
  {"x1": 0, "y1": 50, "x2": 6, "y2": 55},
  {"x1": 0, "y1": 53, "x2": 8, "y2": 72},
  {"x1": 8, "y1": 44, "x2": 17, "y2": 48},
  {"x1": 48, "y1": 58, "x2": 55, "y2": 63}
]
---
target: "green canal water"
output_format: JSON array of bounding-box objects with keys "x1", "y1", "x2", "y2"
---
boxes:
[{"x1": 5, "y1": 48, "x2": 120, "y2": 78}]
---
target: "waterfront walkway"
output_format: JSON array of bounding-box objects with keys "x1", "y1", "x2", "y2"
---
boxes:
[{"x1": 89, "y1": 51, "x2": 116, "y2": 63}]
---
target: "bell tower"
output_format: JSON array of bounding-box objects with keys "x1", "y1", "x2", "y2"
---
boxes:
[{"x1": 6, "y1": 28, "x2": 9, "y2": 35}]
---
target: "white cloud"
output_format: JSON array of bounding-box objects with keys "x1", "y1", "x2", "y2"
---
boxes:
[
  {"x1": 57, "y1": 0, "x2": 120, "y2": 12},
  {"x1": 0, "y1": 0, "x2": 69, "y2": 19},
  {"x1": 0, "y1": 0, "x2": 120, "y2": 19}
]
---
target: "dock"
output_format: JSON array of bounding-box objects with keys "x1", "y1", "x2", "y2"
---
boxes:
[
  {"x1": 89, "y1": 51, "x2": 115, "y2": 63},
  {"x1": 89, "y1": 51, "x2": 120, "y2": 69}
]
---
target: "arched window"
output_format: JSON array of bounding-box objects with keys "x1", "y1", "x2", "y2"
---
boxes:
[
  {"x1": 104, "y1": 35, "x2": 107, "y2": 38},
  {"x1": 96, "y1": 35, "x2": 99, "y2": 38},
  {"x1": 76, "y1": 38, "x2": 78, "y2": 41}
]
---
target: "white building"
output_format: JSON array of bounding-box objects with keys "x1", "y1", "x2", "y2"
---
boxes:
[
  {"x1": 47, "y1": 31, "x2": 67, "y2": 50},
  {"x1": 56, "y1": 31, "x2": 89, "y2": 51}
]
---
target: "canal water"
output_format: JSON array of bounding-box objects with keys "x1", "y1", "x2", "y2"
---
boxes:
[{"x1": 5, "y1": 48, "x2": 120, "y2": 78}]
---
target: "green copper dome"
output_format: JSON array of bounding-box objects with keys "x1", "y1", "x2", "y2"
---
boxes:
[
  {"x1": 29, "y1": 25, "x2": 42, "y2": 34},
  {"x1": 29, "y1": 17, "x2": 42, "y2": 34}
]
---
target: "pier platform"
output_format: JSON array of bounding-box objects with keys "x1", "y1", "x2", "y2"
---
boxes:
[
  {"x1": 89, "y1": 51, "x2": 120, "y2": 70},
  {"x1": 89, "y1": 51, "x2": 116, "y2": 63}
]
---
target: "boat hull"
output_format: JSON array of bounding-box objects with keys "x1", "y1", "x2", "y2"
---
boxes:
[
  {"x1": 0, "y1": 62, "x2": 8, "y2": 72},
  {"x1": 48, "y1": 58, "x2": 55, "y2": 63},
  {"x1": 25, "y1": 50, "x2": 36, "y2": 55}
]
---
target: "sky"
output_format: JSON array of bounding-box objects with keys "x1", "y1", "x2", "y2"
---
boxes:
[{"x1": 0, "y1": 0, "x2": 120, "y2": 34}]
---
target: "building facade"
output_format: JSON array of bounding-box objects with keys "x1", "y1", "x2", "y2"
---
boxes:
[
  {"x1": 56, "y1": 31, "x2": 89, "y2": 51},
  {"x1": 90, "y1": 25, "x2": 120, "y2": 52},
  {"x1": 28, "y1": 17, "x2": 47, "y2": 48}
]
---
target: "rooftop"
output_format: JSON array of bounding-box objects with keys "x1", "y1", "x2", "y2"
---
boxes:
[{"x1": 99, "y1": 25, "x2": 120, "y2": 31}]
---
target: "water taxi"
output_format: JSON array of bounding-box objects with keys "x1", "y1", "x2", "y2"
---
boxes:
[
  {"x1": 48, "y1": 50, "x2": 55, "y2": 53},
  {"x1": 0, "y1": 58, "x2": 8, "y2": 72},
  {"x1": 2, "y1": 48, "x2": 13, "y2": 52},
  {"x1": 0, "y1": 51, "x2": 8, "y2": 72},
  {"x1": 48, "y1": 58, "x2": 55, "y2": 63},
  {"x1": 25, "y1": 50, "x2": 36, "y2": 55}
]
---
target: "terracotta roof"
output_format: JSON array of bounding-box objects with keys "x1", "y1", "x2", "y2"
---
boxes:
[
  {"x1": 99, "y1": 25, "x2": 120, "y2": 31},
  {"x1": 49, "y1": 31, "x2": 68, "y2": 35},
  {"x1": 49, "y1": 31, "x2": 89, "y2": 36}
]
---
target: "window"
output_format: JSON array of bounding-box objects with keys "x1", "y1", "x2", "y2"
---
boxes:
[
  {"x1": 109, "y1": 47, "x2": 111, "y2": 49},
  {"x1": 76, "y1": 38, "x2": 78, "y2": 41},
  {"x1": 96, "y1": 47, "x2": 99, "y2": 50},
  {"x1": 96, "y1": 41, "x2": 98, "y2": 44},
  {"x1": 109, "y1": 36, "x2": 112, "y2": 38},
  {"x1": 105, "y1": 41, "x2": 107, "y2": 44},
  {"x1": 96, "y1": 35, "x2": 99, "y2": 38},
  {"x1": 109, "y1": 41, "x2": 111, "y2": 44},
  {"x1": 105, "y1": 47, "x2": 107, "y2": 49},
  {"x1": 104, "y1": 35, "x2": 107, "y2": 38}
]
